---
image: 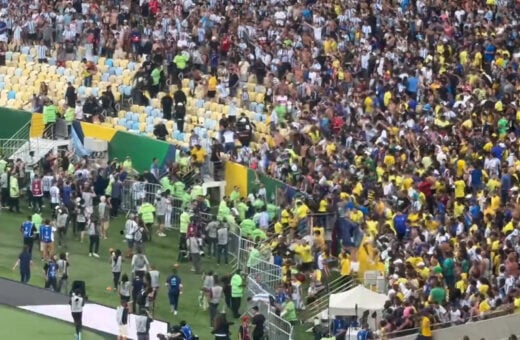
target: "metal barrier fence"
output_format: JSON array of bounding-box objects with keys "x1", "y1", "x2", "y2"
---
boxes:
[{"x1": 246, "y1": 277, "x2": 294, "y2": 340}]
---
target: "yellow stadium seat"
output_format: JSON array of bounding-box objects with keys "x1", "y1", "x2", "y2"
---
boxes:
[
  {"x1": 197, "y1": 117, "x2": 205, "y2": 126},
  {"x1": 120, "y1": 60, "x2": 129, "y2": 69},
  {"x1": 139, "y1": 123, "x2": 146, "y2": 132},
  {"x1": 97, "y1": 57, "x2": 106, "y2": 66},
  {"x1": 211, "y1": 111, "x2": 220, "y2": 121},
  {"x1": 151, "y1": 98, "x2": 160, "y2": 108},
  {"x1": 130, "y1": 104, "x2": 140, "y2": 113},
  {"x1": 203, "y1": 101, "x2": 211, "y2": 110},
  {"x1": 256, "y1": 93, "x2": 265, "y2": 102},
  {"x1": 247, "y1": 83, "x2": 255, "y2": 92},
  {"x1": 182, "y1": 78, "x2": 189, "y2": 88},
  {"x1": 12, "y1": 52, "x2": 20, "y2": 62},
  {"x1": 139, "y1": 114, "x2": 146, "y2": 123},
  {"x1": 113, "y1": 92, "x2": 121, "y2": 101},
  {"x1": 111, "y1": 118, "x2": 118, "y2": 126}
]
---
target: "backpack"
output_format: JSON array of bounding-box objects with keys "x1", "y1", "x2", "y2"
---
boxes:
[
  {"x1": 134, "y1": 254, "x2": 146, "y2": 269},
  {"x1": 134, "y1": 228, "x2": 144, "y2": 242}
]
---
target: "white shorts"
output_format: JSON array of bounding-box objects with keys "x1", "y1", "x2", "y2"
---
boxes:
[{"x1": 119, "y1": 324, "x2": 128, "y2": 337}]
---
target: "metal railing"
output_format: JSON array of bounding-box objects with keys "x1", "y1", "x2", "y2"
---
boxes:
[
  {"x1": 0, "y1": 120, "x2": 31, "y2": 158},
  {"x1": 381, "y1": 308, "x2": 514, "y2": 339},
  {"x1": 300, "y1": 274, "x2": 358, "y2": 322},
  {"x1": 246, "y1": 276, "x2": 294, "y2": 340}
]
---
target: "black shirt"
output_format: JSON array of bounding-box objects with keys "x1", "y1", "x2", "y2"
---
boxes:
[
  {"x1": 173, "y1": 90, "x2": 187, "y2": 105},
  {"x1": 18, "y1": 251, "x2": 31, "y2": 272},
  {"x1": 252, "y1": 313, "x2": 266, "y2": 336}
]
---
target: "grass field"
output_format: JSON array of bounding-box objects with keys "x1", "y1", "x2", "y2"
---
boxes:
[
  {"x1": 0, "y1": 206, "x2": 236, "y2": 339},
  {"x1": 0, "y1": 305, "x2": 109, "y2": 339}
]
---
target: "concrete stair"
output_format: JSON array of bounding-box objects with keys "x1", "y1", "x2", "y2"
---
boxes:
[{"x1": 10, "y1": 138, "x2": 71, "y2": 166}]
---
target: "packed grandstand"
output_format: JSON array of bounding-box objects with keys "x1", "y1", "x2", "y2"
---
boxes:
[{"x1": 2, "y1": 0, "x2": 520, "y2": 339}]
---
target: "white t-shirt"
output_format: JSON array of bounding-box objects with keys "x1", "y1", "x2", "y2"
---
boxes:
[{"x1": 50, "y1": 186, "x2": 60, "y2": 204}]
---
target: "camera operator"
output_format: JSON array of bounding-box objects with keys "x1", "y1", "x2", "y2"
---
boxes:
[{"x1": 70, "y1": 289, "x2": 85, "y2": 340}]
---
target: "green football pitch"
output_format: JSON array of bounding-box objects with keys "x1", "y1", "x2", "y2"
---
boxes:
[
  {"x1": 0, "y1": 305, "x2": 108, "y2": 339},
  {"x1": 0, "y1": 206, "x2": 235, "y2": 339}
]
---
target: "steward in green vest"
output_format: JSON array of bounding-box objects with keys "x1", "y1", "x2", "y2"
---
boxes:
[
  {"x1": 64, "y1": 107, "x2": 74, "y2": 125},
  {"x1": 43, "y1": 103, "x2": 57, "y2": 124},
  {"x1": 138, "y1": 202, "x2": 155, "y2": 239}
]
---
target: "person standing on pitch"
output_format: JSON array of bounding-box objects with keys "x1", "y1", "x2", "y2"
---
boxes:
[
  {"x1": 135, "y1": 308, "x2": 153, "y2": 340},
  {"x1": 70, "y1": 289, "x2": 85, "y2": 340},
  {"x1": 165, "y1": 264, "x2": 183, "y2": 316},
  {"x1": 231, "y1": 269, "x2": 244, "y2": 318},
  {"x1": 20, "y1": 216, "x2": 37, "y2": 254}
]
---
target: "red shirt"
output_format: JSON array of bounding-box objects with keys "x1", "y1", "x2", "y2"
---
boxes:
[{"x1": 32, "y1": 179, "x2": 43, "y2": 197}]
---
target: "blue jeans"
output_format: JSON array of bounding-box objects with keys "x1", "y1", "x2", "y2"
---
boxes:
[
  {"x1": 217, "y1": 244, "x2": 228, "y2": 264},
  {"x1": 20, "y1": 271, "x2": 30, "y2": 283},
  {"x1": 168, "y1": 292, "x2": 180, "y2": 311}
]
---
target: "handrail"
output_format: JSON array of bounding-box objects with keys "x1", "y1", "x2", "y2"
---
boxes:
[
  {"x1": 301, "y1": 276, "x2": 358, "y2": 321},
  {"x1": 0, "y1": 120, "x2": 31, "y2": 159}
]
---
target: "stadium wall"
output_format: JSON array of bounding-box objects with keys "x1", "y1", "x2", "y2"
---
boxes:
[
  {"x1": 30, "y1": 114, "x2": 176, "y2": 173},
  {"x1": 0, "y1": 108, "x2": 32, "y2": 139}
]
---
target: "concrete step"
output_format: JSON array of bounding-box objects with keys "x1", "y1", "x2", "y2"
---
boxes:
[{"x1": 10, "y1": 138, "x2": 70, "y2": 166}]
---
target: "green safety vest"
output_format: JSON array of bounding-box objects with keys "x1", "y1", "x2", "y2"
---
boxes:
[
  {"x1": 231, "y1": 274, "x2": 243, "y2": 297},
  {"x1": 0, "y1": 159, "x2": 6, "y2": 174},
  {"x1": 9, "y1": 177, "x2": 19, "y2": 198},
  {"x1": 43, "y1": 105, "x2": 57, "y2": 124},
  {"x1": 139, "y1": 203, "x2": 155, "y2": 224},
  {"x1": 240, "y1": 219, "x2": 255, "y2": 237},
  {"x1": 65, "y1": 107, "x2": 74, "y2": 124},
  {"x1": 32, "y1": 213, "x2": 42, "y2": 229},
  {"x1": 180, "y1": 212, "x2": 191, "y2": 233}
]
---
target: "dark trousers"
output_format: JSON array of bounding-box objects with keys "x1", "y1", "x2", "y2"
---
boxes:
[
  {"x1": 176, "y1": 118, "x2": 184, "y2": 133},
  {"x1": 32, "y1": 196, "x2": 43, "y2": 211},
  {"x1": 217, "y1": 244, "x2": 228, "y2": 264},
  {"x1": 20, "y1": 271, "x2": 30, "y2": 283},
  {"x1": 209, "y1": 302, "x2": 219, "y2": 326},
  {"x1": 72, "y1": 312, "x2": 82, "y2": 334},
  {"x1": 111, "y1": 197, "x2": 120, "y2": 216},
  {"x1": 231, "y1": 296, "x2": 241, "y2": 318},
  {"x1": 169, "y1": 292, "x2": 180, "y2": 311},
  {"x1": 207, "y1": 237, "x2": 217, "y2": 257},
  {"x1": 1, "y1": 187, "x2": 8, "y2": 206},
  {"x1": 89, "y1": 235, "x2": 100, "y2": 254},
  {"x1": 113, "y1": 272, "x2": 121, "y2": 289},
  {"x1": 9, "y1": 197, "x2": 20, "y2": 212},
  {"x1": 45, "y1": 277, "x2": 58, "y2": 291},
  {"x1": 23, "y1": 237, "x2": 34, "y2": 254}
]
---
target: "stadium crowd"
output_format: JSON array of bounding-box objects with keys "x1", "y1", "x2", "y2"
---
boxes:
[{"x1": 4, "y1": 0, "x2": 520, "y2": 339}]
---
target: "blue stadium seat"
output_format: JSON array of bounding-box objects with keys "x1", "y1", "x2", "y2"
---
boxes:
[
  {"x1": 56, "y1": 67, "x2": 65, "y2": 76},
  {"x1": 126, "y1": 121, "x2": 133, "y2": 130},
  {"x1": 47, "y1": 58, "x2": 56, "y2": 66},
  {"x1": 26, "y1": 55, "x2": 34, "y2": 62},
  {"x1": 146, "y1": 116, "x2": 154, "y2": 125},
  {"x1": 128, "y1": 62, "x2": 136, "y2": 71},
  {"x1": 123, "y1": 86, "x2": 132, "y2": 96},
  {"x1": 20, "y1": 46, "x2": 30, "y2": 55},
  {"x1": 67, "y1": 76, "x2": 75, "y2": 83},
  {"x1": 118, "y1": 118, "x2": 127, "y2": 127},
  {"x1": 152, "y1": 109, "x2": 161, "y2": 117},
  {"x1": 132, "y1": 122, "x2": 139, "y2": 131},
  {"x1": 91, "y1": 87, "x2": 99, "y2": 97},
  {"x1": 5, "y1": 52, "x2": 11, "y2": 61},
  {"x1": 101, "y1": 73, "x2": 110, "y2": 82},
  {"x1": 115, "y1": 67, "x2": 123, "y2": 76},
  {"x1": 196, "y1": 99, "x2": 204, "y2": 108},
  {"x1": 125, "y1": 112, "x2": 133, "y2": 120},
  {"x1": 146, "y1": 124, "x2": 154, "y2": 133},
  {"x1": 7, "y1": 91, "x2": 16, "y2": 100},
  {"x1": 0, "y1": 82, "x2": 5, "y2": 90},
  {"x1": 108, "y1": 67, "x2": 116, "y2": 76},
  {"x1": 249, "y1": 102, "x2": 257, "y2": 112},
  {"x1": 78, "y1": 86, "x2": 86, "y2": 96},
  {"x1": 14, "y1": 68, "x2": 23, "y2": 77},
  {"x1": 256, "y1": 104, "x2": 265, "y2": 114},
  {"x1": 145, "y1": 106, "x2": 153, "y2": 116},
  {"x1": 105, "y1": 59, "x2": 114, "y2": 67}
]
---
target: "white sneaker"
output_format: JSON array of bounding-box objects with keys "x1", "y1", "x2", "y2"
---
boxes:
[
  {"x1": 88, "y1": 253, "x2": 92, "y2": 257},
  {"x1": 174, "y1": 310, "x2": 178, "y2": 315},
  {"x1": 158, "y1": 232, "x2": 166, "y2": 237},
  {"x1": 93, "y1": 253, "x2": 100, "y2": 258}
]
